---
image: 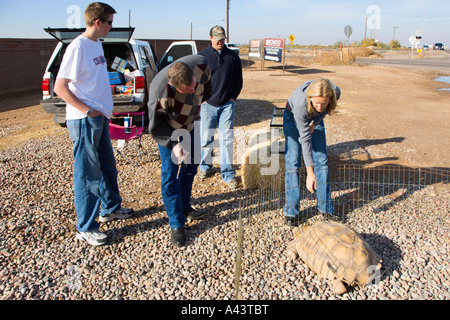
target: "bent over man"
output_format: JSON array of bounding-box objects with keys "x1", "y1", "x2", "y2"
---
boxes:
[{"x1": 148, "y1": 55, "x2": 211, "y2": 247}]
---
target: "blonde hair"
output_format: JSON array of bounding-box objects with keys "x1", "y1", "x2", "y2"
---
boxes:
[
  {"x1": 84, "y1": 2, "x2": 116, "y2": 26},
  {"x1": 306, "y1": 78, "x2": 338, "y2": 116}
]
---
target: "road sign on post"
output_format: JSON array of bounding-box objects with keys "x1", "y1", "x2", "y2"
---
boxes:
[
  {"x1": 344, "y1": 25, "x2": 353, "y2": 60},
  {"x1": 344, "y1": 25, "x2": 353, "y2": 38},
  {"x1": 409, "y1": 35, "x2": 419, "y2": 58},
  {"x1": 289, "y1": 34, "x2": 295, "y2": 46}
]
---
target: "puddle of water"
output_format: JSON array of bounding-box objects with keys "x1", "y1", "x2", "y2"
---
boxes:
[
  {"x1": 434, "y1": 76, "x2": 450, "y2": 84},
  {"x1": 434, "y1": 76, "x2": 450, "y2": 91}
]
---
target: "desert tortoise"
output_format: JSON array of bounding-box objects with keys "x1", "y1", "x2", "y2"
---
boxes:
[{"x1": 286, "y1": 221, "x2": 382, "y2": 294}]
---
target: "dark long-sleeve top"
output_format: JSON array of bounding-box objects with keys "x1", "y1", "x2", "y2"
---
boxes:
[
  {"x1": 147, "y1": 55, "x2": 211, "y2": 149},
  {"x1": 198, "y1": 44, "x2": 243, "y2": 106},
  {"x1": 286, "y1": 80, "x2": 341, "y2": 167}
]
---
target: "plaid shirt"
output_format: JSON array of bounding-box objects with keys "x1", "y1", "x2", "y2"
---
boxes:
[
  {"x1": 148, "y1": 55, "x2": 211, "y2": 148},
  {"x1": 155, "y1": 63, "x2": 210, "y2": 131}
]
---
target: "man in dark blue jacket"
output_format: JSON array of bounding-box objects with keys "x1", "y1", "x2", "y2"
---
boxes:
[{"x1": 198, "y1": 26, "x2": 243, "y2": 189}]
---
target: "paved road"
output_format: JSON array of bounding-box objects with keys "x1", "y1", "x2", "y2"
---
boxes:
[{"x1": 357, "y1": 52, "x2": 450, "y2": 73}]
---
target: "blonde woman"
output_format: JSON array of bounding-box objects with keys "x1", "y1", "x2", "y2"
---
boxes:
[{"x1": 283, "y1": 79, "x2": 340, "y2": 226}]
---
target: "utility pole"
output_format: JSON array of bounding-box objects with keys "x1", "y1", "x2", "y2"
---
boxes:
[
  {"x1": 364, "y1": 17, "x2": 367, "y2": 40},
  {"x1": 392, "y1": 26, "x2": 398, "y2": 42},
  {"x1": 226, "y1": 0, "x2": 230, "y2": 42}
]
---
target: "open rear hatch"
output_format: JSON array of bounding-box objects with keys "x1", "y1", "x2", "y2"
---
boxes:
[{"x1": 44, "y1": 27, "x2": 135, "y2": 43}]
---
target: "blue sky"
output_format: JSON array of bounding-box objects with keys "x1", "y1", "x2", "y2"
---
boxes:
[{"x1": 0, "y1": 0, "x2": 449, "y2": 46}]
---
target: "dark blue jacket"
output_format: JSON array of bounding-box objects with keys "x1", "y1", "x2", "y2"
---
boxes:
[{"x1": 198, "y1": 44, "x2": 243, "y2": 107}]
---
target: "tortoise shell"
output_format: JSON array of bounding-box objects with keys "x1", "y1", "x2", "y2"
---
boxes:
[{"x1": 287, "y1": 221, "x2": 382, "y2": 294}]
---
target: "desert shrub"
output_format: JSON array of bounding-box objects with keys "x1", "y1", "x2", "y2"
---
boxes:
[
  {"x1": 389, "y1": 40, "x2": 402, "y2": 49},
  {"x1": 286, "y1": 47, "x2": 382, "y2": 67}
]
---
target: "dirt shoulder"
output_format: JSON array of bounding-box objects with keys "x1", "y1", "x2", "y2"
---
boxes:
[
  {"x1": 239, "y1": 59, "x2": 450, "y2": 169},
  {"x1": 1, "y1": 60, "x2": 449, "y2": 169}
]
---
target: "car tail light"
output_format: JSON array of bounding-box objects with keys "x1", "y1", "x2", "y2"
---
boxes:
[
  {"x1": 135, "y1": 76, "x2": 145, "y2": 93},
  {"x1": 42, "y1": 78, "x2": 50, "y2": 95}
]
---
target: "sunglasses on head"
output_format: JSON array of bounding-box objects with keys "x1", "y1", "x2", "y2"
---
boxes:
[{"x1": 99, "y1": 18, "x2": 113, "y2": 25}]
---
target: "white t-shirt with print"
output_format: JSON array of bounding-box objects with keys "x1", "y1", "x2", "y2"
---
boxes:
[{"x1": 57, "y1": 35, "x2": 113, "y2": 120}]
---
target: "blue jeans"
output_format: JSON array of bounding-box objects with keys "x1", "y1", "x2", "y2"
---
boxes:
[
  {"x1": 67, "y1": 116, "x2": 122, "y2": 232},
  {"x1": 199, "y1": 101, "x2": 235, "y2": 182},
  {"x1": 283, "y1": 108, "x2": 334, "y2": 217},
  {"x1": 158, "y1": 129, "x2": 198, "y2": 229}
]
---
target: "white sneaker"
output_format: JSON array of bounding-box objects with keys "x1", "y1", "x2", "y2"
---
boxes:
[
  {"x1": 99, "y1": 207, "x2": 133, "y2": 223},
  {"x1": 197, "y1": 170, "x2": 212, "y2": 180},
  {"x1": 76, "y1": 230, "x2": 107, "y2": 246},
  {"x1": 225, "y1": 179, "x2": 238, "y2": 189}
]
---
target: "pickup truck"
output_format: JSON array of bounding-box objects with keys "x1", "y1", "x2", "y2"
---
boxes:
[
  {"x1": 40, "y1": 27, "x2": 198, "y2": 126},
  {"x1": 225, "y1": 43, "x2": 240, "y2": 55}
]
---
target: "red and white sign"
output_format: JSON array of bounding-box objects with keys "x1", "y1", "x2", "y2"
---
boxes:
[
  {"x1": 249, "y1": 39, "x2": 263, "y2": 60},
  {"x1": 264, "y1": 38, "x2": 284, "y2": 48},
  {"x1": 264, "y1": 38, "x2": 284, "y2": 62}
]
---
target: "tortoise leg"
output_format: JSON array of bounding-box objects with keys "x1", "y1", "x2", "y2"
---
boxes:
[
  {"x1": 333, "y1": 279, "x2": 347, "y2": 294},
  {"x1": 286, "y1": 240, "x2": 299, "y2": 260}
]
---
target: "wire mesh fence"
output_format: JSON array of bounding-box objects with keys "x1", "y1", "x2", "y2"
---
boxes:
[{"x1": 234, "y1": 164, "x2": 449, "y2": 299}]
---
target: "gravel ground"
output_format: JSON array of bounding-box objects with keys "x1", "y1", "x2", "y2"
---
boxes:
[{"x1": 0, "y1": 100, "x2": 449, "y2": 301}]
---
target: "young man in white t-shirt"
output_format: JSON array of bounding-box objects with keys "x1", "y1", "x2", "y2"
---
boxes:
[{"x1": 55, "y1": 2, "x2": 133, "y2": 246}]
